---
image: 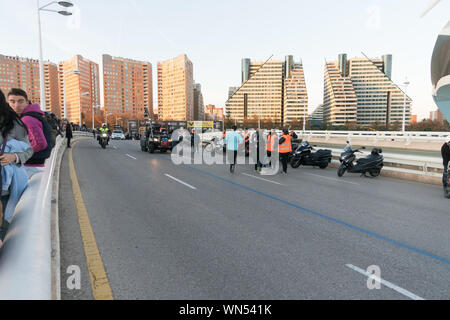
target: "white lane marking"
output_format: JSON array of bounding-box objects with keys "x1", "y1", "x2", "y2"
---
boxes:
[
  {"x1": 242, "y1": 173, "x2": 284, "y2": 186},
  {"x1": 113, "y1": 146, "x2": 118, "y2": 150},
  {"x1": 303, "y1": 172, "x2": 360, "y2": 185},
  {"x1": 345, "y1": 264, "x2": 425, "y2": 300},
  {"x1": 126, "y1": 154, "x2": 137, "y2": 160},
  {"x1": 164, "y1": 174, "x2": 197, "y2": 190}
]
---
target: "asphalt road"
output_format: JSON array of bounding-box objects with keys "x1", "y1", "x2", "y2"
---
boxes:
[{"x1": 59, "y1": 138, "x2": 450, "y2": 300}]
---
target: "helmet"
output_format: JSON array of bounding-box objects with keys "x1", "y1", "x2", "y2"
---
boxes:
[{"x1": 102, "y1": 123, "x2": 106, "y2": 128}]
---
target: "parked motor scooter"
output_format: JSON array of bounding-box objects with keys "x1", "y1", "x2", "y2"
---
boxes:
[
  {"x1": 338, "y1": 147, "x2": 384, "y2": 177},
  {"x1": 290, "y1": 141, "x2": 332, "y2": 169}
]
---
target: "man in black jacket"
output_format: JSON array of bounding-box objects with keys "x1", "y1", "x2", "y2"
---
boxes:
[{"x1": 442, "y1": 140, "x2": 450, "y2": 198}]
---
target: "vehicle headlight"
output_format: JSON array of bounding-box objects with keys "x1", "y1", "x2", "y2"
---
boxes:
[
  {"x1": 153, "y1": 138, "x2": 158, "y2": 142},
  {"x1": 102, "y1": 133, "x2": 108, "y2": 137}
]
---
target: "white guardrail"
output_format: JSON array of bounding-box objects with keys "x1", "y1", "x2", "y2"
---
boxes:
[
  {"x1": 292, "y1": 130, "x2": 450, "y2": 145},
  {"x1": 201, "y1": 130, "x2": 450, "y2": 142}
]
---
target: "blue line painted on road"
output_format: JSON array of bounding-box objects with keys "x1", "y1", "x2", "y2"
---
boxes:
[{"x1": 156, "y1": 155, "x2": 450, "y2": 266}]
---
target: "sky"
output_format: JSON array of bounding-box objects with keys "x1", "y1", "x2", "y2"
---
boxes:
[{"x1": 1, "y1": 0, "x2": 449, "y2": 120}]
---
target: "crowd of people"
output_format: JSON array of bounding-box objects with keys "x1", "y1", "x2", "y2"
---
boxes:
[
  {"x1": 0, "y1": 88, "x2": 78, "y2": 246},
  {"x1": 221, "y1": 127, "x2": 450, "y2": 197},
  {"x1": 219, "y1": 127, "x2": 299, "y2": 175}
]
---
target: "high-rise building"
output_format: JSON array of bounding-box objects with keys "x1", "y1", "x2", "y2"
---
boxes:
[
  {"x1": 226, "y1": 56, "x2": 307, "y2": 126},
  {"x1": 310, "y1": 104, "x2": 324, "y2": 121},
  {"x1": 157, "y1": 54, "x2": 194, "y2": 121},
  {"x1": 283, "y1": 57, "x2": 308, "y2": 124},
  {"x1": 430, "y1": 109, "x2": 444, "y2": 123},
  {"x1": 323, "y1": 54, "x2": 412, "y2": 126},
  {"x1": 59, "y1": 55, "x2": 100, "y2": 125},
  {"x1": 193, "y1": 83, "x2": 204, "y2": 121},
  {"x1": 205, "y1": 104, "x2": 224, "y2": 121},
  {"x1": 0, "y1": 55, "x2": 60, "y2": 115},
  {"x1": 228, "y1": 86, "x2": 239, "y2": 99},
  {"x1": 102, "y1": 54, "x2": 153, "y2": 119},
  {"x1": 309, "y1": 104, "x2": 324, "y2": 127},
  {"x1": 43, "y1": 62, "x2": 61, "y2": 117}
]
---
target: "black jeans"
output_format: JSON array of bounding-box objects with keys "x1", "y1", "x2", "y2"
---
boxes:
[
  {"x1": 0, "y1": 194, "x2": 10, "y2": 241},
  {"x1": 67, "y1": 137, "x2": 72, "y2": 148},
  {"x1": 228, "y1": 150, "x2": 238, "y2": 168},
  {"x1": 443, "y1": 164, "x2": 448, "y2": 188},
  {"x1": 280, "y1": 153, "x2": 289, "y2": 173}
]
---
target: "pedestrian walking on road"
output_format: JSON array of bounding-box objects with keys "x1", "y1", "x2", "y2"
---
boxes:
[
  {"x1": 441, "y1": 140, "x2": 450, "y2": 198},
  {"x1": 251, "y1": 130, "x2": 262, "y2": 172},
  {"x1": 279, "y1": 129, "x2": 293, "y2": 175},
  {"x1": 65, "y1": 121, "x2": 73, "y2": 148},
  {"x1": 224, "y1": 125, "x2": 243, "y2": 174}
]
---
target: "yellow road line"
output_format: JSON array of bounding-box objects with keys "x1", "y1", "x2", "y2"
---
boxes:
[{"x1": 68, "y1": 142, "x2": 114, "y2": 300}]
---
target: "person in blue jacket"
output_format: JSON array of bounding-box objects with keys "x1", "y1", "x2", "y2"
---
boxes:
[{"x1": 224, "y1": 126, "x2": 243, "y2": 174}]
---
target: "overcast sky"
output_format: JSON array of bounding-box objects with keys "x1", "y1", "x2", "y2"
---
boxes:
[{"x1": 1, "y1": 0, "x2": 449, "y2": 120}]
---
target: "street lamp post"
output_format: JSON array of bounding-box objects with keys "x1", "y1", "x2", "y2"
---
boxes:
[
  {"x1": 37, "y1": 0, "x2": 73, "y2": 112},
  {"x1": 401, "y1": 79, "x2": 410, "y2": 132}
]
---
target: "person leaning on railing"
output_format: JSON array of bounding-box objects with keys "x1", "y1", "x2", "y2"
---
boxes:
[{"x1": 0, "y1": 90, "x2": 33, "y2": 244}]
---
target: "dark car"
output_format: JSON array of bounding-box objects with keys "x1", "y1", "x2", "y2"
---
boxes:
[{"x1": 140, "y1": 125, "x2": 172, "y2": 153}]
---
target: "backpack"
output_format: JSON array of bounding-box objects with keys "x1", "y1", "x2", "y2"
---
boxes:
[
  {"x1": 45, "y1": 113, "x2": 60, "y2": 136},
  {"x1": 21, "y1": 111, "x2": 56, "y2": 161}
]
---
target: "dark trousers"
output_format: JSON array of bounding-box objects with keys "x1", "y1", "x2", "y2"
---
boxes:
[
  {"x1": 67, "y1": 137, "x2": 72, "y2": 148},
  {"x1": 280, "y1": 153, "x2": 289, "y2": 173},
  {"x1": 255, "y1": 148, "x2": 261, "y2": 171},
  {"x1": 0, "y1": 195, "x2": 10, "y2": 241},
  {"x1": 266, "y1": 150, "x2": 272, "y2": 167},
  {"x1": 228, "y1": 150, "x2": 238, "y2": 168},
  {"x1": 443, "y1": 165, "x2": 448, "y2": 188}
]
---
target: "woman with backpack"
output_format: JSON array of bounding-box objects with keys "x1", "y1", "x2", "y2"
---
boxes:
[{"x1": 0, "y1": 90, "x2": 34, "y2": 243}]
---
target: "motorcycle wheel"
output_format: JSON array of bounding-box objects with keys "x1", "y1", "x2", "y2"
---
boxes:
[
  {"x1": 369, "y1": 169, "x2": 381, "y2": 177},
  {"x1": 148, "y1": 145, "x2": 155, "y2": 154},
  {"x1": 291, "y1": 158, "x2": 302, "y2": 169},
  {"x1": 338, "y1": 166, "x2": 346, "y2": 177},
  {"x1": 319, "y1": 163, "x2": 328, "y2": 169},
  {"x1": 101, "y1": 142, "x2": 106, "y2": 149}
]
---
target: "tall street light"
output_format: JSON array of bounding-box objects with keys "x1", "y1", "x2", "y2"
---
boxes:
[
  {"x1": 37, "y1": 0, "x2": 73, "y2": 112},
  {"x1": 401, "y1": 79, "x2": 410, "y2": 132}
]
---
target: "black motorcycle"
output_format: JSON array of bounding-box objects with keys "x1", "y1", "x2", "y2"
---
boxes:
[
  {"x1": 338, "y1": 147, "x2": 384, "y2": 177},
  {"x1": 99, "y1": 132, "x2": 109, "y2": 149},
  {"x1": 290, "y1": 141, "x2": 332, "y2": 169}
]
